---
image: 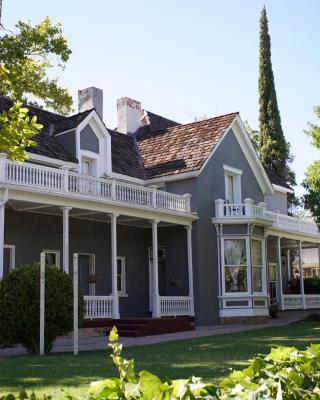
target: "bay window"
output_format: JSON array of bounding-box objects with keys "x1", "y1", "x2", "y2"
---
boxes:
[
  {"x1": 252, "y1": 239, "x2": 265, "y2": 293},
  {"x1": 223, "y1": 238, "x2": 248, "y2": 293}
]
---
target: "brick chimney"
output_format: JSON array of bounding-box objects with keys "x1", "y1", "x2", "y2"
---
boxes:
[
  {"x1": 117, "y1": 97, "x2": 141, "y2": 134},
  {"x1": 78, "y1": 87, "x2": 103, "y2": 119}
]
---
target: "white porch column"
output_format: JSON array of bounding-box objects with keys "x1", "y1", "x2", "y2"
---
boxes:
[
  {"x1": 0, "y1": 202, "x2": 5, "y2": 279},
  {"x1": 185, "y1": 225, "x2": 195, "y2": 315},
  {"x1": 111, "y1": 213, "x2": 120, "y2": 319},
  {"x1": 151, "y1": 219, "x2": 160, "y2": 318},
  {"x1": 276, "y1": 236, "x2": 284, "y2": 310},
  {"x1": 298, "y1": 241, "x2": 306, "y2": 309},
  {"x1": 61, "y1": 206, "x2": 72, "y2": 274}
]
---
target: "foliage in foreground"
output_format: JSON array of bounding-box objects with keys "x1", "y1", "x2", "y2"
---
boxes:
[
  {"x1": 2, "y1": 326, "x2": 320, "y2": 399},
  {"x1": 0, "y1": 263, "x2": 84, "y2": 354}
]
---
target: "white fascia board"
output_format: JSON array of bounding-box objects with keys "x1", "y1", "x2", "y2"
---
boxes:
[
  {"x1": 27, "y1": 152, "x2": 78, "y2": 169},
  {"x1": 232, "y1": 116, "x2": 274, "y2": 195},
  {"x1": 145, "y1": 170, "x2": 199, "y2": 185},
  {"x1": 223, "y1": 164, "x2": 243, "y2": 175},
  {"x1": 273, "y1": 184, "x2": 294, "y2": 194}
]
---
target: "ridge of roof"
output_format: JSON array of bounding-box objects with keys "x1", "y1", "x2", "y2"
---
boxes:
[
  {"x1": 53, "y1": 108, "x2": 94, "y2": 134},
  {"x1": 137, "y1": 111, "x2": 239, "y2": 140}
]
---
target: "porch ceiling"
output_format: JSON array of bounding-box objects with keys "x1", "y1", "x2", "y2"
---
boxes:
[
  {"x1": 6, "y1": 199, "x2": 177, "y2": 228},
  {"x1": 268, "y1": 235, "x2": 319, "y2": 249}
]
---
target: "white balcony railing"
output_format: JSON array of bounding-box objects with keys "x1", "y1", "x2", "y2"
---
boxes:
[
  {"x1": 215, "y1": 198, "x2": 319, "y2": 236},
  {"x1": 3, "y1": 159, "x2": 191, "y2": 214},
  {"x1": 159, "y1": 296, "x2": 194, "y2": 316},
  {"x1": 84, "y1": 295, "x2": 114, "y2": 319}
]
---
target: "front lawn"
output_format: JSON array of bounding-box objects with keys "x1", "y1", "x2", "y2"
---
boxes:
[{"x1": 0, "y1": 320, "x2": 320, "y2": 399}]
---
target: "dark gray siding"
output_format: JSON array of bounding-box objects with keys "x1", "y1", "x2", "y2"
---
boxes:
[
  {"x1": 80, "y1": 124, "x2": 99, "y2": 153},
  {"x1": 4, "y1": 210, "x2": 189, "y2": 317},
  {"x1": 166, "y1": 128, "x2": 266, "y2": 325},
  {"x1": 56, "y1": 130, "x2": 77, "y2": 157}
]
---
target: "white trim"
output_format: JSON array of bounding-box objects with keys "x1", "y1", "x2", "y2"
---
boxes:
[
  {"x1": 146, "y1": 170, "x2": 199, "y2": 185},
  {"x1": 219, "y1": 307, "x2": 269, "y2": 317},
  {"x1": 111, "y1": 172, "x2": 145, "y2": 185},
  {"x1": 223, "y1": 164, "x2": 243, "y2": 175},
  {"x1": 4, "y1": 244, "x2": 15, "y2": 271},
  {"x1": 43, "y1": 249, "x2": 61, "y2": 268},
  {"x1": 54, "y1": 128, "x2": 77, "y2": 137},
  {"x1": 26, "y1": 153, "x2": 78, "y2": 169},
  {"x1": 273, "y1": 184, "x2": 294, "y2": 194},
  {"x1": 116, "y1": 256, "x2": 127, "y2": 296},
  {"x1": 233, "y1": 117, "x2": 274, "y2": 195}
]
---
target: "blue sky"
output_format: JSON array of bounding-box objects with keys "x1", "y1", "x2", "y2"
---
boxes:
[{"x1": 3, "y1": 0, "x2": 320, "y2": 194}]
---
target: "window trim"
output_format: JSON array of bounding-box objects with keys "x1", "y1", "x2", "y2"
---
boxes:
[
  {"x1": 251, "y1": 237, "x2": 267, "y2": 295},
  {"x1": 117, "y1": 256, "x2": 127, "y2": 297},
  {"x1": 223, "y1": 165, "x2": 242, "y2": 204},
  {"x1": 221, "y1": 236, "x2": 251, "y2": 296},
  {"x1": 43, "y1": 249, "x2": 60, "y2": 268},
  {"x1": 4, "y1": 244, "x2": 15, "y2": 272}
]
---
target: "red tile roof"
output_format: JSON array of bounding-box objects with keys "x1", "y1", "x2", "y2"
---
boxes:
[{"x1": 137, "y1": 112, "x2": 238, "y2": 178}]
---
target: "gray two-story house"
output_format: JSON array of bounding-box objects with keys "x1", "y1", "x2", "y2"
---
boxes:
[{"x1": 1, "y1": 87, "x2": 320, "y2": 334}]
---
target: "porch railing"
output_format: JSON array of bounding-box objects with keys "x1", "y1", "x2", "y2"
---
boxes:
[
  {"x1": 283, "y1": 294, "x2": 303, "y2": 309},
  {"x1": 3, "y1": 159, "x2": 191, "y2": 214},
  {"x1": 159, "y1": 296, "x2": 194, "y2": 316},
  {"x1": 215, "y1": 198, "x2": 319, "y2": 236},
  {"x1": 84, "y1": 295, "x2": 114, "y2": 319}
]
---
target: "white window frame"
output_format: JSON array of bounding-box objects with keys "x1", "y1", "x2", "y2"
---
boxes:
[
  {"x1": 251, "y1": 237, "x2": 267, "y2": 295},
  {"x1": 223, "y1": 165, "x2": 242, "y2": 204},
  {"x1": 80, "y1": 153, "x2": 98, "y2": 176},
  {"x1": 221, "y1": 236, "x2": 251, "y2": 296},
  {"x1": 78, "y1": 252, "x2": 95, "y2": 296},
  {"x1": 117, "y1": 256, "x2": 127, "y2": 296},
  {"x1": 4, "y1": 244, "x2": 15, "y2": 272},
  {"x1": 43, "y1": 249, "x2": 60, "y2": 268}
]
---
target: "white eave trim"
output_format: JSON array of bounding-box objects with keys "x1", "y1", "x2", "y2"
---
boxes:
[
  {"x1": 27, "y1": 152, "x2": 78, "y2": 169},
  {"x1": 273, "y1": 184, "x2": 294, "y2": 194},
  {"x1": 146, "y1": 170, "x2": 199, "y2": 185}
]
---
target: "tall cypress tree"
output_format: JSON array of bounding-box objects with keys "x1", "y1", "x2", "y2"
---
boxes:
[{"x1": 258, "y1": 6, "x2": 295, "y2": 186}]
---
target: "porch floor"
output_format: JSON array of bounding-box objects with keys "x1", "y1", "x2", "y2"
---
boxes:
[{"x1": 81, "y1": 316, "x2": 195, "y2": 337}]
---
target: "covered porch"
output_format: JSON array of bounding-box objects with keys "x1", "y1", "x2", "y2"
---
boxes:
[
  {"x1": 267, "y1": 233, "x2": 320, "y2": 311},
  {"x1": 1, "y1": 195, "x2": 195, "y2": 321}
]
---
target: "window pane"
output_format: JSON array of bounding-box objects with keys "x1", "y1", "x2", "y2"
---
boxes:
[
  {"x1": 268, "y1": 263, "x2": 277, "y2": 282},
  {"x1": 117, "y1": 259, "x2": 122, "y2": 275},
  {"x1": 225, "y1": 266, "x2": 247, "y2": 292},
  {"x1": 226, "y1": 175, "x2": 234, "y2": 203},
  {"x1": 252, "y1": 240, "x2": 263, "y2": 265},
  {"x1": 224, "y1": 239, "x2": 246, "y2": 265},
  {"x1": 45, "y1": 253, "x2": 56, "y2": 266},
  {"x1": 253, "y1": 266, "x2": 263, "y2": 292},
  {"x1": 117, "y1": 276, "x2": 122, "y2": 292}
]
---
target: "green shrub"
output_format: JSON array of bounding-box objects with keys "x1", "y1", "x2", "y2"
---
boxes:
[
  {"x1": 0, "y1": 263, "x2": 84, "y2": 354},
  {"x1": 2, "y1": 328, "x2": 320, "y2": 399}
]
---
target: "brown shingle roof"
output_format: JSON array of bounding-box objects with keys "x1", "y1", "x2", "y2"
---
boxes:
[{"x1": 137, "y1": 112, "x2": 238, "y2": 179}]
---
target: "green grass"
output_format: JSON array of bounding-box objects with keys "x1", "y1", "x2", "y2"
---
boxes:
[{"x1": 1, "y1": 320, "x2": 320, "y2": 399}]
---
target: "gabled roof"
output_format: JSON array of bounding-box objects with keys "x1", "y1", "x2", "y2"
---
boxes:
[
  {"x1": 109, "y1": 129, "x2": 145, "y2": 179},
  {"x1": 53, "y1": 109, "x2": 93, "y2": 134},
  {"x1": 266, "y1": 168, "x2": 293, "y2": 191},
  {"x1": 28, "y1": 133, "x2": 78, "y2": 163},
  {"x1": 136, "y1": 112, "x2": 238, "y2": 179},
  {"x1": 140, "y1": 110, "x2": 180, "y2": 134}
]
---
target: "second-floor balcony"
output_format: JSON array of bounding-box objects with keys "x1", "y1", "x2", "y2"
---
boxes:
[
  {"x1": 214, "y1": 198, "x2": 319, "y2": 236},
  {"x1": 1, "y1": 158, "x2": 191, "y2": 215}
]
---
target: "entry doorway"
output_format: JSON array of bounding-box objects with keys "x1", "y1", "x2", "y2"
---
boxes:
[
  {"x1": 268, "y1": 262, "x2": 277, "y2": 304},
  {"x1": 148, "y1": 247, "x2": 167, "y2": 312},
  {"x1": 78, "y1": 253, "x2": 95, "y2": 296}
]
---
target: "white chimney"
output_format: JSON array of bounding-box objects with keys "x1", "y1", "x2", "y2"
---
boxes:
[
  {"x1": 78, "y1": 87, "x2": 103, "y2": 119},
  {"x1": 117, "y1": 97, "x2": 141, "y2": 134}
]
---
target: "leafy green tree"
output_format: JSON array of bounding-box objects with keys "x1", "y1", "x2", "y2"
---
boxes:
[
  {"x1": 0, "y1": 6, "x2": 72, "y2": 160},
  {"x1": 303, "y1": 106, "x2": 320, "y2": 227},
  {"x1": 244, "y1": 121, "x2": 260, "y2": 152},
  {"x1": 258, "y1": 6, "x2": 296, "y2": 188}
]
